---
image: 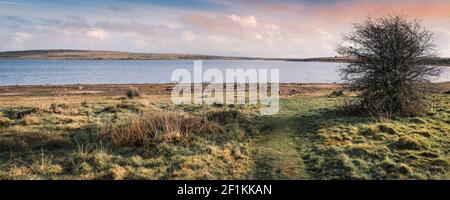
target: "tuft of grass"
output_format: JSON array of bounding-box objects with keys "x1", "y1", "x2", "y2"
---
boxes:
[
  {"x1": 106, "y1": 165, "x2": 128, "y2": 180},
  {"x1": 30, "y1": 151, "x2": 64, "y2": 176},
  {"x1": 100, "y1": 111, "x2": 221, "y2": 147},
  {"x1": 378, "y1": 124, "x2": 397, "y2": 134},
  {"x1": 115, "y1": 102, "x2": 140, "y2": 112},
  {"x1": 4, "y1": 107, "x2": 38, "y2": 119},
  {"x1": 100, "y1": 102, "x2": 141, "y2": 113},
  {"x1": 207, "y1": 109, "x2": 240, "y2": 123},
  {"x1": 379, "y1": 160, "x2": 412, "y2": 177},
  {"x1": 0, "y1": 116, "x2": 14, "y2": 127},
  {"x1": 49, "y1": 103, "x2": 66, "y2": 114},
  {"x1": 329, "y1": 90, "x2": 344, "y2": 97},
  {"x1": 391, "y1": 135, "x2": 430, "y2": 150}
]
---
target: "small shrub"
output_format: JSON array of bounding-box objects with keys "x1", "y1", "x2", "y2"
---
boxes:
[
  {"x1": 126, "y1": 89, "x2": 140, "y2": 99},
  {"x1": 329, "y1": 90, "x2": 344, "y2": 97},
  {"x1": 338, "y1": 15, "x2": 443, "y2": 117}
]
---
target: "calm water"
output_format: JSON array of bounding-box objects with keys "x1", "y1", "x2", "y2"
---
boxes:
[{"x1": 0, "y1": 60, "x2": 448, "y2": 85}]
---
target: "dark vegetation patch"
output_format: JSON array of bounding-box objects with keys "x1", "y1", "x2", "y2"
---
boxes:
[
  {"x1": 126, "y1": 89, "x2": 140, "y2": 99},
  {"x1": 4, "y1": 107, "x2": 38, "y2": 119}
]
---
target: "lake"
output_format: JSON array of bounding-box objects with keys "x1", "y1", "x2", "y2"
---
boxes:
[{"x1": 0, "y1": 60, "x2": 448, "y2": 85}]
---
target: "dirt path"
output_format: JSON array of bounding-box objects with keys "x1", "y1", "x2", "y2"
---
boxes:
[
  {"x1": 250, "y1": 97, "x2": 315, "y2": 179},
  {"x1": 249, "y1": 96, "x2": 342, "y2": 179},
  {"x1": 250, "y1": 117, "x2": 309, "y2": 179}
]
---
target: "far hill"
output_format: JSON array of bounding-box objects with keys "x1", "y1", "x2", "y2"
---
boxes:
[
  {"x1": 0, "y1": 49, "x2": 348, "y2": 62},
  {"x1": 0, "y1": 50, "x2": 448, "y2": 65}
]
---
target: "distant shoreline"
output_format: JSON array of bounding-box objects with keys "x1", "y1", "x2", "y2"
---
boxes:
[
  {"x1": 1, "y1": 49, "x2": 449, "y2": 66},
  {"x1": 0, "y1": 49, "x2": 351, "y2": 63}
]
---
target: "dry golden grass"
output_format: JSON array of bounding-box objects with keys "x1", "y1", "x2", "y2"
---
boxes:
[{"x1": 100, "y1": 111, "x2": 221, "y2": 147}]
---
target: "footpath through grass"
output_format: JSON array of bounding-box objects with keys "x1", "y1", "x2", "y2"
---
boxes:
[{"x1": 250, "y1": 96, "x2": 340, "y2": 179}]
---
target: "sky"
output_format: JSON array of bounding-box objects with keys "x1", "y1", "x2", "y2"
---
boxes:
[{"x1": 1, "y1": 0, "x2": 450, "y2": 58}]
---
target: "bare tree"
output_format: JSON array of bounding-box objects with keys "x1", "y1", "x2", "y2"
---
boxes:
[{"x1": 338, "y1": 15, "x2": 443, "y2": 117}]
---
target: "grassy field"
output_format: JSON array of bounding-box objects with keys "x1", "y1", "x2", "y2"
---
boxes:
[{"x1": 0, "y1": 86, "x2": 449, "y2": 179}]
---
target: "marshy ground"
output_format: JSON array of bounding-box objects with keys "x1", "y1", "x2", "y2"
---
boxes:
[{"x1": 0, "y1": 83, "x2": 449, "y2": 179}]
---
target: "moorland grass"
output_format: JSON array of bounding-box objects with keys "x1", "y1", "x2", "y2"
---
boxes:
[{"x1": 0, "y1": 92, "x2": 448, "y2": 179}]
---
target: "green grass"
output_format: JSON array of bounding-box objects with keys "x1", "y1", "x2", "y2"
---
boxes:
[
  {"x1": 0, "y1": 93, "x2": 449, "y2": 179},
  {"x1": 251, "y1": 95, "x2": 449, "y2": 179}
]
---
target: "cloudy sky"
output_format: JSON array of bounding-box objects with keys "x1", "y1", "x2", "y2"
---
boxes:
[{"x1": 1, "y1": 0, "x2": 450, "y2": 58}]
